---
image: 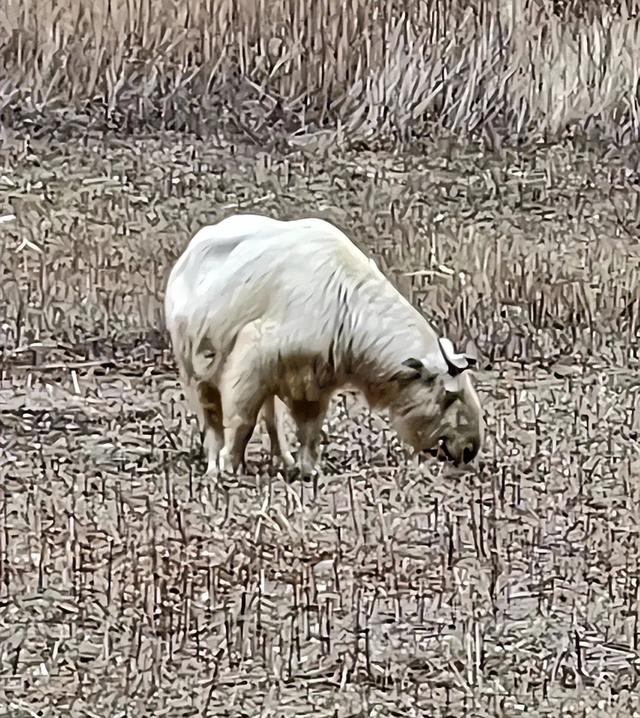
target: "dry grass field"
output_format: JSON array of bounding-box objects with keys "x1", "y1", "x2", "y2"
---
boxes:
[
  {"x1": 2, "y1": 0, "x2": 640, "y2": 716},
  {"x1": 1, "y1": 132, "x2": 640, "y2": 717}
]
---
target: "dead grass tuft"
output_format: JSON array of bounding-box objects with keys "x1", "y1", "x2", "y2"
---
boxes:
[{"x1": 1, "y1": 0, "x2": 639, "y2": 143}]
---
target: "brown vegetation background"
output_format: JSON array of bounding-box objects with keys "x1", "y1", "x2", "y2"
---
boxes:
[{"x1": 1, "y1": 0, "x2": 639, "y2": 143}]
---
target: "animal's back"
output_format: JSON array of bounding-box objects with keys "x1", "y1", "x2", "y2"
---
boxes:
[
  {"x1": 165, "y1": 214, "x2": 383, "y2": 353},
  {"x1": 165, "y1": 214, "x2": 287, "y2": 319}
]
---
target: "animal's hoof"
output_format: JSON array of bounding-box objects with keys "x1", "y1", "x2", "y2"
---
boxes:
[
  {"x1": 218, "y1": 448, "x2": 239, "y2": 476},
  {"x1": 205, "y1": 455, "x2": 220, "y2": 477},
  {"x1": 269, "y1": 451, "x2": 295, "y2": 467},
  {"x1": 296, "y1": 460, "x2": 319, "y2": 481}
]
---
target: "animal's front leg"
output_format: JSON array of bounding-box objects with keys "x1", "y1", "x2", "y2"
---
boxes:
[
  {"x1": 289, "y1": 399, "x2": 329, "y2": 478},
  {"x1": 261, "y1": 395, "x2": 295, "y2": 469},
  {"x1": 218, "y1": 415, "x2": 255, "y2": 475},
  {"x1": 205, "y1": 427, "x2": 224, "y2": 475}
]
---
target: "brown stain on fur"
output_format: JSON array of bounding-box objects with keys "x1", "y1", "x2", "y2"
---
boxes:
[{"x1": 276, "y1": 354, "x2": 336, "y2": 404}]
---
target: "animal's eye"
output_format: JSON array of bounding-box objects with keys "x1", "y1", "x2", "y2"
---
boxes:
[{"x1": 443, "y1": 391, "x2": 458, "y2": 409}]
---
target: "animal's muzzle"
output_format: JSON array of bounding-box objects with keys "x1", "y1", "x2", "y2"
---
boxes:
[
  {"x1": 425, "y1": 439, "x2": 477, "y2": 466},
  {"x1": 425, "y1": 440, "x2": 453, "y2": 463},
  {"x1": 462, "y1": 444, "x2": 477, "y2": 464}
]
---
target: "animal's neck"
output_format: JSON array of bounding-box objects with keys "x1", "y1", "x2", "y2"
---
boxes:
[{"x1": 340, "y1": 288, "x2": 438, "y2": 408}]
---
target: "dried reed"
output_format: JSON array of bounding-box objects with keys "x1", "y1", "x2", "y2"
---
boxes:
[{"x1": 1, "y1": 0, "x2": 639, "y2": 143}]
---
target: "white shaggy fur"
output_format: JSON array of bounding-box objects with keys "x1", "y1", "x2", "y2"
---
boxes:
[{"x1": 164, "y1": 213, "x2": 484, "y2": 477}]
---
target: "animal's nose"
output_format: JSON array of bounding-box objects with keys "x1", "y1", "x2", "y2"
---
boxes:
[{"x1": 462, "y1": 442, "x2": 478, "y2": 464}]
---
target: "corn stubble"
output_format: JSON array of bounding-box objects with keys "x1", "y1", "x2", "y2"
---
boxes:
[{"x1": 1, "y1": 1, "x2": 640, "y2": 716}]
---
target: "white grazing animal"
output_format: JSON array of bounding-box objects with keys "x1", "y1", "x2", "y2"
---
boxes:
[{"x1": 164, "y1": 214, "x2": 484, "y2": 477}]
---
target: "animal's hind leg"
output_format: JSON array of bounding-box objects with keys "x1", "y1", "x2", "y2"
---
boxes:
[
  {"x1": 217, "y1": 326, "x2": 268, "y2": 476},
  {"x1": 261, "y1": 395, "x2": 295, "y2": 468},
  {"x1": 197, "y1": 382, "x2": 224, "y2": 475}
]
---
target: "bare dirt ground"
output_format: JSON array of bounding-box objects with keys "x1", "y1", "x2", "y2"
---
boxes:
[{"x1": 1, "y1": 132, "x2": 640, "y2": 716}]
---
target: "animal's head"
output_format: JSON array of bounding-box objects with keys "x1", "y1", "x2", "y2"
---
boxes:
[{"x1": 389, "y1": 337, "x2": 484, "y2": 466}]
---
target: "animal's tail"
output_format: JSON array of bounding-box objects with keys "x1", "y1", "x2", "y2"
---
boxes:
[{"x1": 167, "y1": 315, "x2": 219, "y2": 385}]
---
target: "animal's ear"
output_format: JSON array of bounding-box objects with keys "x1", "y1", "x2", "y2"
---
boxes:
[
  {"x1": 402, "y1": 357, "x2": 424, "y2": 373},
  {"x1": 438, "y1": 337, "x2": 471, "y2": 376},
  {"x1": 400, "y1": 357, "x2": 425, "y2": 380},
  {"x1": 464, "y1": 339, "x2": 479, "y2": 368},
  {"x1": 401, "y1": 357, "x2": 440, "y2": 382}
]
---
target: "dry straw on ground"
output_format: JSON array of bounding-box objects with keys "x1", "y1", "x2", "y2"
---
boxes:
[
  {"x1": 1, "y1": 131, "x2": 640, "y2": 715},
  {"x1": 1, "y1": 0, "x2": 639, "y2": 143}
]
